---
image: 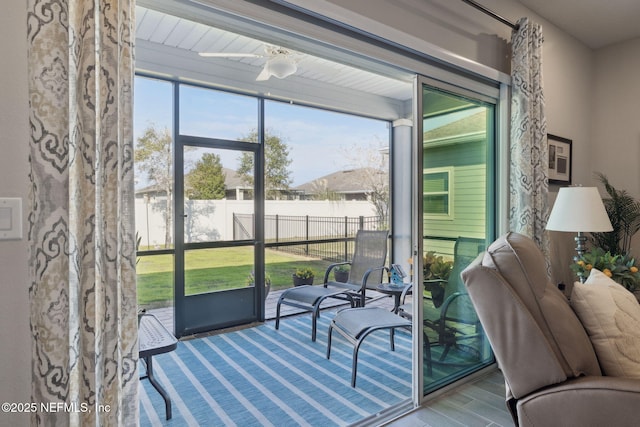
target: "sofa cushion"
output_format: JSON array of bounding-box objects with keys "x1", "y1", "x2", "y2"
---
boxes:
[
  {"x1": 481, "y1": 232, "x2": 601, "y2": 379},
  {"x1": 571, "y1": 268, "x2": 640, "y2": 378}
]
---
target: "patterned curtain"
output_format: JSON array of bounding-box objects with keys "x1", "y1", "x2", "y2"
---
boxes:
[
  {"x1": 510, "y1": 17, "x2": 550, "y2": 259},
  {"x1": 27, "y1": 0, "x2": 138, "y2": 425}
]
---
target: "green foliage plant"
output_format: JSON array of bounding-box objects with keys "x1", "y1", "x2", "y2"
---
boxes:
[
  {"x1": 246, "y1": 271, "x2": 271, "y2": 286},
  {"x1": 246, "y1": 271, "x2": 255, "y2": 286},
  {"x1": 294, "y1": 267, "x2": 315, "y2": 279},
  {"x1": 135, "y1": 124, "x2": 173, "y2": 248},
  {"x1": 334, "y1": 264, "x2": 349, "y2": 273},
  {"x1": 237, "y1": 129, "x2": 293, "y2": 199},
  {"x1": 423, "y1": 251, "x2": 453, "y2": 281},
  {"x1": 186, "y1": 152, "x2": 226, "y2": 199},
  {"x1": 592, "y1": 172, "x2": 640, "y2": 256},
  {"x1": 571, "y1": 247, "x2": 640, "y2": 291}
]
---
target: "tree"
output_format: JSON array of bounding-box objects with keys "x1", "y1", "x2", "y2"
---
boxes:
[
  {"x1": 135, "y1": 124, "x2": 173, "y2": 248},
  {"x1": 237, "y1": 129, "x2": 293, "y2": 199},
  {"x1": 309, "y1": 178, "x2": 342, "y2": 201},
  {"x1": 186, "y1": 153, "x2": 226, "y2": 200},
  {"x1": 360, "y1": 166, "x2": 389, "y2": 226},
  {"x1": 342, "y1": 140, "x2": 389, "y2": 225}
]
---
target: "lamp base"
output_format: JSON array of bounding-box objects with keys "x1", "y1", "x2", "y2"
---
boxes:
[{"x1": 574, "y1": 231, "x2": 588, "y2": 283}]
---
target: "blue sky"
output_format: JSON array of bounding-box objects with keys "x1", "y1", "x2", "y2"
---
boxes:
[{"x1": 134, "y1": 76, "x2": 390, "y2": 188}]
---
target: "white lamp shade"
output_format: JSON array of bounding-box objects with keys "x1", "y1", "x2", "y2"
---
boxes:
[{"x1": 546, "y1": 187, "x2": 613, "y2": 232}]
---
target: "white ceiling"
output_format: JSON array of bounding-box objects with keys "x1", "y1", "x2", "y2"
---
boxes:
[
  {"x1": 517, "y1": 0, "x2": 640, "y2": 49},
  {"x1": 136, "y1": 7, "x2": 411, "y2": 99},
  {"x1": 136, "y1": 0, "x2": 640, "y2": 117},
  {"x1": 135, "y1": 6, "x2": 414, "y2": 119}
]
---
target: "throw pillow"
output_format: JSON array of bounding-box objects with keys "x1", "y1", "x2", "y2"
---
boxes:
[{"x1": 571, "y1": 268, "x2": 640, "y2": 378}]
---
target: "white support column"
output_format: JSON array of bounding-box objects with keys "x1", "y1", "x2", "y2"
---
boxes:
[{"x1": 391, "y1": 118, "x2": 413, "y2": 279}]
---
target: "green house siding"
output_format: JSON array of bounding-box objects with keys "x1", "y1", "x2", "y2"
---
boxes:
[
  {"x1": 423, "y1": 139, "x2": 486, "y2": 257},
  {"x1": 424, "y1": 139, "x2": 485, "y2": 169}
]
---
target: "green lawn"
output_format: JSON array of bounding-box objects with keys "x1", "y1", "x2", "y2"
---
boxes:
[{"x1": 136, "y1": 247, "x2": 334, "y2": 308}]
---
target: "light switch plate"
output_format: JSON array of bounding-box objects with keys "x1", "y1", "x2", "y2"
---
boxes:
[{"x1": 0, "y1": 198, "x2": 22, "y2": 240}]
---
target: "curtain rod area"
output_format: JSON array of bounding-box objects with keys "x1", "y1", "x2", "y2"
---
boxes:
[{"x1": 460, "y1": 0, "x2": 519, "y2": 31}]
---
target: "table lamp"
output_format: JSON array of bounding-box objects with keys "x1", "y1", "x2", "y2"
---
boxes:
[{"x1": 546, "y1": 186, "x2": 613, "y2": 280}]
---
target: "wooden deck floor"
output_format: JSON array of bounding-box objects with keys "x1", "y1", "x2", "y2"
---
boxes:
[{"x1": 147, "y1": 287, "x2": 395, "y2": 333}]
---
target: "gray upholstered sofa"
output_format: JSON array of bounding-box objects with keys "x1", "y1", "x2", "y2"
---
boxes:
[{"x1": 461, "y1": 232, "x2": 640, "y2": 426}]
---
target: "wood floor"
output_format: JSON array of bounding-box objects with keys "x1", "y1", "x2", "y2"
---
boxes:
[{"x1": 386, "y1": 368, "x2": 514, "y2": 427}]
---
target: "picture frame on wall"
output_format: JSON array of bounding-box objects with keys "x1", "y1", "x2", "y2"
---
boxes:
[{"x1": 548, "y1": 134, "x2": 572, "y2": 185}]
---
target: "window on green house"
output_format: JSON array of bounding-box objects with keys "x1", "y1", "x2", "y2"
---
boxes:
[{"x1": 423, "y1": 168, "x2": 452, "y2": 218}]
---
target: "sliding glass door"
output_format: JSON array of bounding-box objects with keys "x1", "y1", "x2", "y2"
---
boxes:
[{"x1": 417, "y1": 80, "x2": 496, "y2": 394}]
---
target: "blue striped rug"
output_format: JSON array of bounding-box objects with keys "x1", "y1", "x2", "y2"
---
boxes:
[{"x1": 139, "y1": 313, "x2": 411, "y2": 426}]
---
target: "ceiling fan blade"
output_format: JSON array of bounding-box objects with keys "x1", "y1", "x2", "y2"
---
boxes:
[
  {"x1": 198, "y1": 52, "x2": 262, "y2": 58},
  {"x1": 255, "y1": 66, "x2": 271, "y2": 81}
]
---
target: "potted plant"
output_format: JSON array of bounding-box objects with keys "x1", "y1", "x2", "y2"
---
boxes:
[
  {"x1": 292, "y1": 267, "x2": 315, "y2": 286},
  {"x1": 423, "y1": 251, "x2": 453, "y2": 307},
  {"x1": 333, "y1": 264, "x2": 350, "y2": 283},
  {"x1": 571, "y1": 247, "x2": 640, "y2": 292},
  {"x1": 573, "y1": 173, "x2": 640, "y2": 295},
  {"x1": 591, "y1": 172, "x2": 640, "y2": 255},
  {"x1": 246, "y1": 271, "x2": 271, "y2": 296},
  {"x1": 265, "y1": 275, "x2": 272, "y2": 296}
]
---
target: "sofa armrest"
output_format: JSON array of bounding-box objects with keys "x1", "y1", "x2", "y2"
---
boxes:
[{"x1": 517, "y1": 376, "x2": 640, "y2": 427}]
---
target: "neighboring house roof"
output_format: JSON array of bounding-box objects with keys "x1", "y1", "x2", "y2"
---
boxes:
[
  {"x1": 135, "y1": 167, "x2": 249, "y2": 196},
  {"x1": 295, "y1": 167, "x2": 383, "y2": 194},
  {"x1": 136, "y1": 113, "x2": 482, "y2": 199},
  {"x1": 135, "y1": 183, "x2": 165, "y2": 196},
  {"x1": 424, "y1": 109, "x2": 486, "y2": 145},
  {"x1": 221, "y1": 167, "x2": 248, "y2": 189}
]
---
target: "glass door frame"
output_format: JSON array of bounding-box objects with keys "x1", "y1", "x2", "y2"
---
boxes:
[
  {"x1": 173, "y1": 85, "x2": 267, "y2": 338},
  {"x1": 412, "y1": 74, "x2": 506, "y2": 404}
]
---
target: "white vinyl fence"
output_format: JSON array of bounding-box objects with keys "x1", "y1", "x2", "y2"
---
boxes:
[{"x1": 135, "y1": 198, "x2": 377, "y2": 248}]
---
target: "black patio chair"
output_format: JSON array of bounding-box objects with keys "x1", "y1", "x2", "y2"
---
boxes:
[
  {"x1": 398, "y1": 236, "x2": 485, "y2": 375},
  {"x1": 275, "y1": 229, "x2": 389, "y2": 341}
]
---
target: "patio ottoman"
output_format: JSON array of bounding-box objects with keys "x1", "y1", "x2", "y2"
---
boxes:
[
  {"x1": 276, "y1": 284, "x2": 355, "y2": 341},
  {"x1": 327, "y1": 307, "x2": 411, "y2": 387}
]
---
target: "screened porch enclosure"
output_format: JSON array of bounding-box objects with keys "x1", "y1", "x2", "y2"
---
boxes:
[
  {"x1": 134, "y1": 74, "x2": 395, "y2": 335},
  {"x1": 134, "y1": 2, "x2": 503, "y2": 424}
]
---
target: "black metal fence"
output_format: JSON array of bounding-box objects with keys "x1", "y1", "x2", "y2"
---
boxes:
[{"x1": 233, "y1": 213, "x2": 386, "y2": 261}]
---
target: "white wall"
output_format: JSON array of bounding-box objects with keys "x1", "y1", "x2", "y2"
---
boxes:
[
  {"x1": 592, "y1": 38, "x2": 640, "y2": 195},
  {"x1": 0, "y1": 1, "x2": 31, "y2": 426},
  {"x1": 591, "y1": 37, "x2": 640, "y2": 254},
  {"x1": 539, "y1": 13, "x2": 594, "y2": 187},
  {"x1": 0, "y1": 0, "x2": 601, "y2": 423},
  {"x1": 285, "y1": 0, "x2": 511, "y2": 72},
  {"x1": 288, "y1": 0, "x2": 595, "y2": 185}
]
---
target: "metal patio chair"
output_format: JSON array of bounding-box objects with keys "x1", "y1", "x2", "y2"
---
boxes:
[
  {"x1": 398, "y1": 236, "x2": 485, "y2": 375},
  {"x1": 275, "y1": 229, "x2": 389, "y2": 341}
]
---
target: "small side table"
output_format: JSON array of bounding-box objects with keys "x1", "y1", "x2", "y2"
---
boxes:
[
  {"x1": 139, "y1": 313, "x2": 178, "y2": 420},
  {"x1": 377, "y1": 283, "x2": 411, "y2": 313}
]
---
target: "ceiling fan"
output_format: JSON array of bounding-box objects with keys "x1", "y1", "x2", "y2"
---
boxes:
[{"x1": 198, "y1": 45, "x2": 299, "y2": 81}]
